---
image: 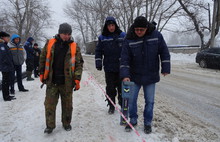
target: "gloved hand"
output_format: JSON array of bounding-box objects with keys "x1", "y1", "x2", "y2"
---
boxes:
[
  {"x1": 40, "y1": 74, "x2": 44, "y2": 83},
  {"x1": 96, "y1": 67, "x2": 102, "y2": 71},
  {"x1": 74, "y1": 80, "x2": 80, "y2": 91}
]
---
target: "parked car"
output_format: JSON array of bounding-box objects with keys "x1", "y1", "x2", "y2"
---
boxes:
[{"x1": 196, "y1": 48, "x2": 220, "y2": 68}]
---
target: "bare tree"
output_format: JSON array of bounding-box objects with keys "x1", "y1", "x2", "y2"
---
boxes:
[
  {"x1": 64, "y1": 0, "x2": 183, "y2": 48},
  {"x1": 178, "y1": 0, "x2": 219, "y2": 49},
  {"x1": 1, "y1": 0, "x2": 52, "y2": 42},
  {"x1": 210, "y1": 0, "x2": 220, "y2": 47}
]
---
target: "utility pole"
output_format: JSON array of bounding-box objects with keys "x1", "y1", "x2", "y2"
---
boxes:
[
  {"x1": 210, "y1": 0, "x2": 218, "y2": 47},
  {"x1": 145, "y1": 0, "x2": 148, "y2": 20}
]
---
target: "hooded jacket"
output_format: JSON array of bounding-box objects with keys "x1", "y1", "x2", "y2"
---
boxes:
[
  {"x1": 0, "y1": 39, "x2": 14, "y2": 72},
  {"x1": 95, "y1": 16, "x2": 126, "y2": 72},
  {"x1": 8, "y1": 34, "x2": 26, "y2": 65},
  {"x1": 120, "y1": 22, "x2": 170, "y2": 85},
  {"x1": 23, "y1": 37, "x2": 35, "y2": 60}
]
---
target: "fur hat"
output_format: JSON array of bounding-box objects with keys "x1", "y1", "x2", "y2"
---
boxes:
[
  {"x1": 58, "y1": 23, "x2": 72, "y2": 34},
  {"x1": 133, "y1": 16, "x2": 148, "y2": 28},
  {"x1": 0, "y1": 31, "x2": 10, "y2": 38}
]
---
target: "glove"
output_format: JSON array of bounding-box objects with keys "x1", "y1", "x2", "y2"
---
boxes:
[
  {"x1": 96, "y1": 67, "x2": 102, "y2": 71},
  {"x1": 40, "y1": 74, "x2": 44, "y2": 83},
  {"x1": 74, "y1": 80, "x2": 80, "y2": 91}
]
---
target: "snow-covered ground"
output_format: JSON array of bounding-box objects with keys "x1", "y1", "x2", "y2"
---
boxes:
[{"x1": 0, "y1": 52, "x2": 219, "y2": 142}]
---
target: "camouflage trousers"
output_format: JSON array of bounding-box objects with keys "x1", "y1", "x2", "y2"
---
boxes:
[{"x1": 44, "y1": 84, "x2": 73, "y2": 129}]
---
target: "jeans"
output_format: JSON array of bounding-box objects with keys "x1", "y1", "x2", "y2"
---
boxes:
[{"x1": 129, "y1": 83, "x2": 155, "y2": 126}]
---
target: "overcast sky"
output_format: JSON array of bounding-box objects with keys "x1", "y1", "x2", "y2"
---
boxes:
[{"x1": 47, "y1": 0, "x2": 69, "y2": 38}]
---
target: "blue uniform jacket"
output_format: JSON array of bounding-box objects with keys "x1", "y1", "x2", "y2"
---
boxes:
[
  {"x1": 95, "y1": 32, "x2": 126, "y2": 72},
  {"x1": 0, "y1": 40, "x2": 14, "y2": 72},
  {"x1": 120, "y1": 29, "x2": 171, "y2": 85},
  {"x1": 23, "y1": 37, "x2": 35, "y2": 60}
]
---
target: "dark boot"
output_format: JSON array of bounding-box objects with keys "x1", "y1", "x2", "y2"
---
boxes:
[
  {"x1": 44, "y1": 127, "x2": 54, "y2": 134},
  {"x1": 108, "y1": 105, "x2": 115, "y2": 114},
  {"x1": 19, "y1": 88, "x2": 29, "y2": 92},
  {"x1": 125, "y1": 122, "x2": 137, "y2": 132},
  {"x1": 63, "y1": 125, "x2": 72, "y2": 131},
  {"x1": 26, "y1": 71, "x2": 34, "y2": 81},
  {"x1": 144, "y1": 125, "x2": 152, "y2": 134}
]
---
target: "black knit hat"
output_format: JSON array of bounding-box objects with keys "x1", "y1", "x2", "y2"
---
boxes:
[
  {"x1": 133, "y1": 16, "x2": 148, "y2": 28},
  {"x1": 58, "y1": 23, "x2": 72, "y2": 34},
  {"x1": 34, "y1": 43, "x2": 38, "y2": 46},
  {"x1": 0, "y1": 31, "x2": 10, "y2": 38}
]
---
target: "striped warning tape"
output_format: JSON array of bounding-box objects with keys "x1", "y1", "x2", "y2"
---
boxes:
[{"x1": 86, "y1": 72, "x2": 146, "y2": 142}]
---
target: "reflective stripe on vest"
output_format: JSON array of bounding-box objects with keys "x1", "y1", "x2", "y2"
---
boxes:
[{"x1": 43, "y1": 38, "x2": 76, "y2": 80}]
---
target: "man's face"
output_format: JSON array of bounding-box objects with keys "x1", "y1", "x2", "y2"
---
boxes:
[
  {"x1": 60, "y1": 33, "x2": 71, "y2": 41},
  {"x1": 34, "y1": 45, "x2": 38, "y2": 49},
  {"x1": 107, "y1": 24, "x2": 116, "y2": 33},
  {"x1": 2, "y1": 37, "x2": 10, "y2": 43},
  {"x1": 134, "y1": 28, "x2": 147, "y2": 38},
  {"x1": 14, "y1": 38, "x2": 20, "y2": 44}
]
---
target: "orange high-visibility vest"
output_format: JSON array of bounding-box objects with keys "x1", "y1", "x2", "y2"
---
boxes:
[{"x1": 43, "y1": 38, "x2": 76, "y2": 80}]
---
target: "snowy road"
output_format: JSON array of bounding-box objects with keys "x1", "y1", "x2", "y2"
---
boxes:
[
  {"x1": 0, "y1": 54, "x2": 219, "y2": 142},
  {"x1": 83, "y1": 54, "x2": 220, "y2": 142},
  {"x1": 158, "y1": 63, "x2": 220, "y2": 130}
]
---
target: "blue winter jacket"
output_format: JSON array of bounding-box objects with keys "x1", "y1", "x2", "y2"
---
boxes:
[
  {"x1": 120, "y1": 24, "x2": 170, "y2": 85},
  {"x1": 95, "y1": 16, "x2": 126, "y2": 72},
  {"x1": 0, "y1": 39, "x2": 14, "y2": 72},
  {"x1": 23, "y1": 37, "x2": 35, "y2": 60}
]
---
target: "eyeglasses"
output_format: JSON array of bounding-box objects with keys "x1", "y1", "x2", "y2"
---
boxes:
[{"x1": 134, "y1": 28, "x2": 146, "y2": 32}]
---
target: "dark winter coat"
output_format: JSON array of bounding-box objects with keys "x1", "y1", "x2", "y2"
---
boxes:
[
  {"x1": 8, "y1": 34, "x2": 26, "y2": 65},
  {"x1": 23, "y1": 37, "x2": 35, "y2": 60},
  {"x1": 120, "y1": 23, "x2": 171, "y2": 85},
  {"x1": 33, "y1": 47, "x2": 41, "y2": 65},
  {"x1": 95, "y1": 16, "x2": 126, "y2": 72},
  {"x1": 0, "y1": 39, "x2": 14, "y2": 72}
]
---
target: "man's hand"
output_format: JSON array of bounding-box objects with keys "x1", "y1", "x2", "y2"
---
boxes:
[
  {"x1": 162, "y1": 73, "x2": 169, "y2": 77},
  {"x1": 74, "y1": 80, "x2": 80, "y2": 91},
  {"x1": 123, "y1": 78, "x2": 130, "y2": 82},
  {"x1": 40, "y1": 74, "x2": 44, "y2": 83}
]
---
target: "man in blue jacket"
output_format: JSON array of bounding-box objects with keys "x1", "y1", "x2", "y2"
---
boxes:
[
  {"x1": 95, "y1": 16, "x2": 126, "y2": 114},
  {"x1": 23, "y1": 37, "x2": 35, "y2": 81},
  {"x1": 8, "y1": 34, "x2": 29, "y2": 94},
  {"x1": 0, "y1": 31, "x2": 16, "y2": 101},
  {"x1": 120, "y1": 16, "x2": 170, "y2": 134}
]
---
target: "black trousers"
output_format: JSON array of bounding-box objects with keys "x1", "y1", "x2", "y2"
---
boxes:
[
  {"x1": 26, "y1": 59, "x2": 34, "y2": 72},
  {"x1": 34, "y1": 61, "x2": 39, "y2": 77},
  {"x1": 1, "y1": 72, "x2": 10, "y2": 100},
  {"x1": 105, "y1": 72, "x2": 122, "y2": 107}
]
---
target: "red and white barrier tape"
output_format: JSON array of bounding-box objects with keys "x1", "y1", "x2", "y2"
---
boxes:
[{"x1": 86, "y1": 73, "x2": 146, "y2": 142}]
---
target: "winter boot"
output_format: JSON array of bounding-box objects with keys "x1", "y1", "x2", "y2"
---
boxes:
[
  {"x1": 26, "y1": 71, "x2": 34, "y2": 81},
  {"x1": 144, "y1": 125, "x2": 152, "y2": 134},
  {"x1": 44, "y1": 127, "x2": 54, "y2": 134},
  {"x1": 108, "y1": 105, "x2": 115, "y2": 114},
  {"x1": 19, "y1": 88, "x2": 29, "y2": 92},
  {"x1": 125, "y1": 122, "x2": 137, "y2": 132},
  {"x1": 63, "y1": 125, "x2": 72, "y2": 131}
]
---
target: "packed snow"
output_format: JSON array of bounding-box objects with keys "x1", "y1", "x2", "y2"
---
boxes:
[{"x1": 0, "y1": 52, "x2": 219, "y2": 142}]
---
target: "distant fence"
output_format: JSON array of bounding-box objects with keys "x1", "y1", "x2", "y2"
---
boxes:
[
  {"x1": 85, "y1": 41, "x2": 200, "y2": 55},
  {"x1": 168, "y1": 45, "x2": 200, "y2": 54}
]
